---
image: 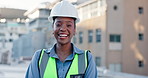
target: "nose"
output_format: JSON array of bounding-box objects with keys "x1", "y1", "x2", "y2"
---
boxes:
[{"x1": 60, "y1": 24, "x2": 66, "y2": 31}]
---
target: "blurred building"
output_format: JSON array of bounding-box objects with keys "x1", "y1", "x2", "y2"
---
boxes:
[
  {"x1": 75, "y1": 0, "x2": 107, "y2": 68},
  {"x1": 12, "y1": 32, "x2": 45, "y2": 60},
  {"x1": 24, "y1": 1, "x2": 56, "y2": 49},
  {"x1": 0, "y1": 8, "x2": 28, "y2": 64},
  {"x1": 24, "y1": 2, "x2": 52, "y2": 32},
  {"x1": 74, "y1": 0, "x2": 148, "y2": 76},
  {"x1": 12, "y1": 2, "x2": 56, "y2": 61}
]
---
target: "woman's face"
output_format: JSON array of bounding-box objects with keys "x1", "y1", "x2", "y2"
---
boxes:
[{"x1": 53, "y1": 17, "x2": 76, "y2": 45}]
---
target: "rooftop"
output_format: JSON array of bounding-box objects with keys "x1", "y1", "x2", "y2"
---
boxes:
[{"x1": 0, "y1": 8, "x2": 27, "y2": 19}]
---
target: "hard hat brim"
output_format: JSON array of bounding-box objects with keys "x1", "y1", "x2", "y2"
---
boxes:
[{"x1": 48, "y1": 16, "x2": 80, "y2": 23}]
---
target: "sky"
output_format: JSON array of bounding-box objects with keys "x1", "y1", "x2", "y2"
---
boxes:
[{"x1": 0, "y1": 0, "x2": 56, "y2": 10}]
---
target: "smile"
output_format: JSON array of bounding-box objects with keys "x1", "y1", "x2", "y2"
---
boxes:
[
  {"x1": 58, "y1": 34, "x2": 69, "y2": 39},
  {"x1": 59, "y1": 34, "x2": 68, "y2": 37}
]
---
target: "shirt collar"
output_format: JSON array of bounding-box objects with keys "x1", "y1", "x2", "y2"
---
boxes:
[{"x1": 45, "y1": 43, "x2": 84, "y2": 59}]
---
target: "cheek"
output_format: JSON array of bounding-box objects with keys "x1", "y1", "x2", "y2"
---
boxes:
[
  {"x1": 70, "y1": 29, "x2": 76, "y2": 35},
  {"x1": 53, "y1": 28, "x2": 58, "y2": 36},
  {"x1": 73, "y1": 28, "x2": 76, "y2": 33},
  {"x1": 53, "y1": 30, "x2": 58, "y2": 34}
]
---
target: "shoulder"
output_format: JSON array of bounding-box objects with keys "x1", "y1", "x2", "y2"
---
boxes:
[
  {"x1": 32, "y1": 48, "x2": 52, "y2": 61},
  {"x1": 72, "y1": 44, "x2": 84, "y2": 54},
  {"x1": 84, "y1": 50, "x2": 97, "y2": 78},
  {"x1": 32, "y1": 48, "x2": 53, "y2": 59},
  {"x1": 85, "y1": 50, "x2": 93, "y2": 62},
  {"x1": 31, "y1": 49, "x2": 42, "y2": 61},
  {"x1": 33, "y1": 49, "x2": 50, "y2": 58},
  {"x1": 33, "y1": 49, "x2": 42, "y2": 57}
]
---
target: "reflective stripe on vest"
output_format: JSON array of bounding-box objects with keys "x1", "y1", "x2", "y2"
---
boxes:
[{"x1": 38, "y1": 49, "x2": 88, "y2": 78}]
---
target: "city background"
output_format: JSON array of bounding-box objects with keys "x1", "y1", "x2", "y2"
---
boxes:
[{"x1": 0, "y1": 0, "x2": 148, "y2": 78}]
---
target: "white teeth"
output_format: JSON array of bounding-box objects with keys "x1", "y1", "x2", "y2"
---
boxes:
[{"x1": 59, "y1": 34, "x2": 67, "y2": 37}]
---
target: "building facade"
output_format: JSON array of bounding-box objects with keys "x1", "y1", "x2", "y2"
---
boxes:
[
  {"x1": 74, "y1": 0, "x2": 148, "y2": 76},
  {"x1": 75, "y1": 0, "x2": 107, "y2": 67},
  {"x1": 106, "y1": 0, "x2": 148, "y2": 76}
]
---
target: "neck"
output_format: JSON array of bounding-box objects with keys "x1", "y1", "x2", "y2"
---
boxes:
[{"x1": 56, "y1": 43, "x2": 72, "y2": 62}]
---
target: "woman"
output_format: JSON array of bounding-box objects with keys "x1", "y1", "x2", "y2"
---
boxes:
[{"x1": 25, "y1": 1, "x2": 97, "y2": 78}]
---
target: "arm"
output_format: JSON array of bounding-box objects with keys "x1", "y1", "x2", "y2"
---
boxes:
[
  {"x1": 84, "y1": 52, "x2": 98, "y2": 78},
  {"x1": 25, "y1": 50, "x2": 41, "y2": 78}
]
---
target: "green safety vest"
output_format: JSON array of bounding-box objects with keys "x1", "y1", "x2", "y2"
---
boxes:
[{"x1": 38, "y1": 49, "x2": 89, "y2": 78}]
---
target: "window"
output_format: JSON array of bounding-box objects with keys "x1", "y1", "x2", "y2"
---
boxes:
[
  {"x1": 19, "y1": 34, "x2": 23, "y2": 37},
  {"x1": 88, "y1": 30, "x2": 93, "y2": 43},
  {"x1": 95, "y1": 57, "x2": 101, "y2": 66},
  {"x1": 0, "y1": 33, "x2": 5, "y2": 42},
  {"x1": 110, "y1": 34, "x2": 121, "y2": 42},
  {"x1": 100, "y1": 0, "x2": 106, "y2": 7},
  {"x1": 91, "y1": 11, "x2": 98, "y2": 17},
  {"x1": 79, "y1": 31, "x2": 83, "y2": 44},
  {"x1": 139, "y1": 7, "x2": 143, "y2": 14},
  {"x1": 73, "y1": 36, "x2": 77, "y2": 44},
  {"x1": 0, "y1": 37, "x2": 2, "y2": 42},
  {"x1": 138, "y1": 60, "x2": 144, "y2": 67},
  {"x1": 96, "y1": 29, "x2": 101, "y2": 42},
  {"x1": 139, "y1": 33, "x2": 144, "y2": 40},
  {"x1": 113, "y1": 5, "x2": 118, "y2": 11},
  {"x1": 9, "y1": 39, "x2": 13, "y2": 42},
  {"x1": 109, "y1": 63, "x2": 122, "y2": 72},
  {"x1": 100, "y1": 0, "x2": 103, "y2": 6},
  {"x1": 10, "y1": 33, "x2": 12, "y2": 36}
]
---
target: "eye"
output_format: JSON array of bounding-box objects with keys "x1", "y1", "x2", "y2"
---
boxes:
[
  {"x1": 55, "y1": 23, "x2": 61, "y2": 27},
  {"x1": 67, "y1": 24, "x2": 72, "y2": 27}
]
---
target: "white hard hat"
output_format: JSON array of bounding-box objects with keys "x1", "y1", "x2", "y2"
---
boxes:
[{"x1": 48, "y1": 0, "x2": 80, "y2": 23}]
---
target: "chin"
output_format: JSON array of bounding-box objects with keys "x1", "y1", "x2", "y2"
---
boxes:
[{"x1": 57, "y1": 41, "x2": 71, "y2": 45}]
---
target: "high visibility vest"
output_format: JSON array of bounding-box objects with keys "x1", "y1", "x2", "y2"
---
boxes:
[{"x1": 38, "y1": 49, "x2": 89, "y2": 78}]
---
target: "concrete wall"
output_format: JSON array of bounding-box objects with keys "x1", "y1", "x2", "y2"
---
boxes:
[
  {"x1": 122, "y1": 0, "x2": 148, "y2": 75},
  {"x1": 12, "y1": 32, "x2": 46, "y2": 59},
  {"x1": 106, "y1": 0, "x2": 148, "y2": 76}
]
